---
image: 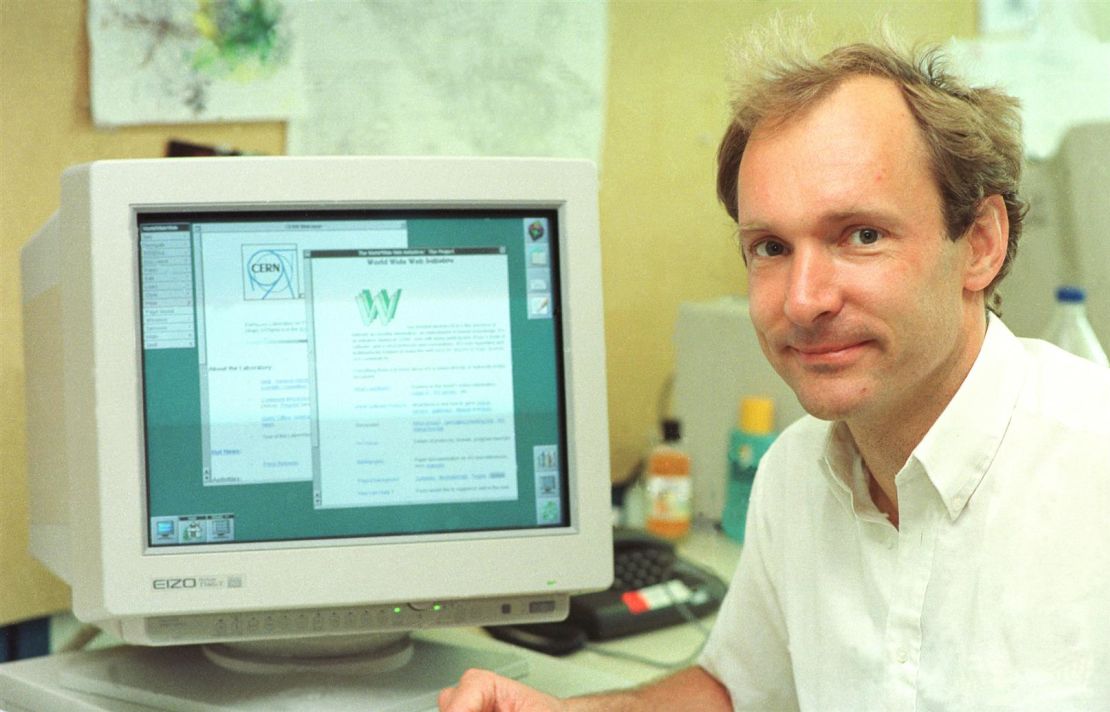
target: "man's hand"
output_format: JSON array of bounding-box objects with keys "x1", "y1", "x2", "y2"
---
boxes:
[
  {"x1": 439, "y1": 665, "x2": 732, "y2": 712},
  {"x1": 438, "y1": 669, "x2": 567, "y2": 712}
]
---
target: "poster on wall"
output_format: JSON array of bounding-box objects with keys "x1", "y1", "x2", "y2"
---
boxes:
[{"x1": 88, "y1": 0, "x2": 302, "y2": 126}]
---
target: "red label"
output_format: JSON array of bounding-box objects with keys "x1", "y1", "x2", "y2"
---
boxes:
[{"x1": 621, "y1": 590, "x2": 649, "y2": 615}]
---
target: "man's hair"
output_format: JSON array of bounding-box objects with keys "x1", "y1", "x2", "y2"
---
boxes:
[{"x1": 717, "y1": 26, "x2": 1028, "y2": 313}]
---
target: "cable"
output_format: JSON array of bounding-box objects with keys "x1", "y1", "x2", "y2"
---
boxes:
[
  {"x1": 57, "y1": 624, "x2": 101, "y2": 653},
  {"x1": 582, "y1": 582, "x2": 714, "y2": 671},
  {"x1": 583, "y1": 619, "x2": 710, "y2": 670}
]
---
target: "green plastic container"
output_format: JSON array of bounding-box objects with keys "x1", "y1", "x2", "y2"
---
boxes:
[{"x1": 722, "y1": 397, "x2": 776, "y2": 543}]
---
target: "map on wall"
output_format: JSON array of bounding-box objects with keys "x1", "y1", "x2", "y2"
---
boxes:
[
  {"x1": 285, "y1": 0, "x2": 607, "y2": 160},
  {"x1": 87, "y1": 0, "x2": 607, "y2": 161},
  {"x1": 88, "y1": 0, "x2": 301, "y2": 125}
]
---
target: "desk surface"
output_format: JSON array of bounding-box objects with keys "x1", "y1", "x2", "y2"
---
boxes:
[
  {"x1": 558, "y1": 526, "x2": 741, "y2": 685},
  {"x1": 0, "y1": 527, "x2": 741, "y2": 710}
]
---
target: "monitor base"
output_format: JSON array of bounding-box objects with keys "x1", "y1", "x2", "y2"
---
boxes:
[
  {"x1": 203, "y1": 631, "x2": 416, "y2": 676},
  {"x1": 4, "y1": 637, "x2": 526, "y2": 711}
]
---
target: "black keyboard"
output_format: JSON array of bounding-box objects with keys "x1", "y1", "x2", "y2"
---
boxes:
[{"x1": 612, "y1": 539, "x2": 677, "y2": 591}]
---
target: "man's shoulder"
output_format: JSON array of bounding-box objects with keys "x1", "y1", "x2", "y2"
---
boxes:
[
  {"x1": 740, "y1": 415, "x2": 829, "y2": 545},
  {"x1": 1017, "y1": 337, "x2": 1110, "y2": 431}
]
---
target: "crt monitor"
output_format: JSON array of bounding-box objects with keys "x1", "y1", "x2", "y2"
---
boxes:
[{"x1": 19, "y1": 156, "x2": 612, "y2": 707}]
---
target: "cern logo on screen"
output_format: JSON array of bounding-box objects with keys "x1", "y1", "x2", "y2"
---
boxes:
[{"x1": 242, "y1": 245, "x2": 298, "y2": 300}]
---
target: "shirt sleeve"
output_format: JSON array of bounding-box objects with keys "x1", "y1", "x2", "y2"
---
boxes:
[{"x1": 698, "y1": 447, "x2": 798, "y2": 711}]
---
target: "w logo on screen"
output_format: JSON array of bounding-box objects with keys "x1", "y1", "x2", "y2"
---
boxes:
[{"x1": 356, "y1": 289, "x2": 402, "y2": 326}]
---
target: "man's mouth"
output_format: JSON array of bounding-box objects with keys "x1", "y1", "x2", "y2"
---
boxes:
[{"x1": 787, "y1": 341, "x2": 871, "y2": 368}]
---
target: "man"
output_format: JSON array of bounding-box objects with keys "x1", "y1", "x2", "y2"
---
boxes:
[{"x1": 440, "y1": 32, "x2": 1110, "y2": 712}]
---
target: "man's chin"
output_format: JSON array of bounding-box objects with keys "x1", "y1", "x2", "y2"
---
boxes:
[
  {"x1": 790, "y1": 385, "x2": 869, "y2": 422},
  {"x1": 796, "y1": 400, "x2": 849, "y2": 421}
]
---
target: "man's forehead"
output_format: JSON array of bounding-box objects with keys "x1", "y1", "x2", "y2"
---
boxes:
[{"x1": 737, "y1": 75, "x2": 939, "y2": 227}]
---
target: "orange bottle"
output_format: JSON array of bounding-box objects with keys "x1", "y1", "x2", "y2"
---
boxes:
[{"x1": 644, "y1": 419, "x2": 692, "y2": 540}]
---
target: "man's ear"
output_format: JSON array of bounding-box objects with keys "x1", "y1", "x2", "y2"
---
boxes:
[{"x1": 963, "y1": 194, "x2": 1009, "y2": 293}]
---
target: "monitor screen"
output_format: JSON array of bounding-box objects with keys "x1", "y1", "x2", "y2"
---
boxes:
[{"x1": 139, "y1": 209, "x2": 569, "y2": 548}]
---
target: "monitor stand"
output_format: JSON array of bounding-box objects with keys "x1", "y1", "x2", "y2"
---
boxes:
[{"x1": 21, "y1": 633, "x2": 527, "y2": 711}]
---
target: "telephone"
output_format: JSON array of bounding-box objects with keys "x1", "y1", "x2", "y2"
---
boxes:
[{"x1": 486, "y1": 529, "x2": 727, "y2": 656}]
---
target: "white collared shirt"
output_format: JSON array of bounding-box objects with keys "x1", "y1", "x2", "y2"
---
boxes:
[{"x1": 699, "y1": 317, "x2": 1110, "y2": 711}]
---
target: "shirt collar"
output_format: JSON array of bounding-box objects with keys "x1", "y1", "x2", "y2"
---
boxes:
[
  {"x1": 819, "y1": 314, "x2": 1026, "y2": 521},
  {"x1": 820, "y1": 420, "x2": 889, "y2": 522}
]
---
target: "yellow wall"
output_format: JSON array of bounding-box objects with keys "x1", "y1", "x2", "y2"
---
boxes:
[
  {"x1": 599, "y1": 0, "x2": 975, "y2": 476},
  {"x1": 0, "y1": 0, "x2": 974, "y2": 625},
  {"x1": 0, "y1": 1, "x2": 286, "y2": 625}
]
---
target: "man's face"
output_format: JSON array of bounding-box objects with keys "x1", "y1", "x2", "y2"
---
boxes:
[{"x1": 737, "y1": 76, "x2": 981, "y2": 426}]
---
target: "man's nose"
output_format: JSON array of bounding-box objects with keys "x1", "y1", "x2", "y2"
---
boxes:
[{"x1": 783, "y1": 246, "x2": 841, "y2": 326}]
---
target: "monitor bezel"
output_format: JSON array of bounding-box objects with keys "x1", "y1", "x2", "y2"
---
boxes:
[{"x1": 52, "y1": 157, "x2": 611, "y2": 623}]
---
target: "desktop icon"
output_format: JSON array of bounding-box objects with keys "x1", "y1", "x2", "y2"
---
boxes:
[
  {"x1": 539, "y1": 500, "x2": 561, "y2": 524},
  {"x1": 534, "y1": 445, "x2": 559, "y2": 471},
  {"x1": 151, "y1": 518, "x2": 178, "y2": 544},
  {"x1": 530, "y1": 248, "x2": 549, "y2": 267},
  {"x1": 182, "y1": 521, "x2": 206, "y2": 543},
  {"x1": 209, "y1": 517, "x2": 234, "y2": 542},
  {"x1": 530, "y1": 295, "x2": 551, "y2": 318}
]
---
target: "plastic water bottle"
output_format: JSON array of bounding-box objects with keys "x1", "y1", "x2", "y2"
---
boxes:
[
  {"x1": 1042, "y1": 286, "x2": 1109, "y2": 367},
  {"x1": 722, "y1": 397, "x2": 776, "y2": 543}
]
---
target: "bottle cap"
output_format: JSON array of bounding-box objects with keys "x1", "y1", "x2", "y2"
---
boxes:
[
  {"x1": 739, "y1": 397, "x2": 775, "y2": 435},
  {"x1": 1056, "y1": 286, "x2": 1086, "y2": 303},
  {"x1": 661, "y1": 418, "x2": 682, "y2": 442}
]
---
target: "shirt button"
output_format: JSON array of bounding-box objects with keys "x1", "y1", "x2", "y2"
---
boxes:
[
  {"x1": 895, "y1": 648, "x2": 909, "y2": 664},
  {"x1": 885, "y1": 538, "x2": 896, "y2": 550}
]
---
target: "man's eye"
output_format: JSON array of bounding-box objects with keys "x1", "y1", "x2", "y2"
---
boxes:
[
  {"x1": 848, "y1": 227, "x2": 883, "y2": 245},
  {"x1": 752, "y1": 239, "x2": 787, "y2": 258}
]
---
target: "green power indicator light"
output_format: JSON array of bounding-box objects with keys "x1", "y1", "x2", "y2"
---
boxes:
[
  {"x1": 393, "y1": 607, "x2": 402, "y2": 614},
  {"x1": 433, "y1": 604, "x2": 442, "y2": 612}
]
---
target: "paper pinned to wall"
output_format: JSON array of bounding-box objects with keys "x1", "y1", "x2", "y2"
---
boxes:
[
  {"x1": 88, "y1": 0, "x2": 302, "y2": 126},
  {"x1": 285, "y1": 0, "x2": 607, "y2": 160},
  {"x1": 948, "y1": 2, "x2": 1110, "y2": 160}
]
